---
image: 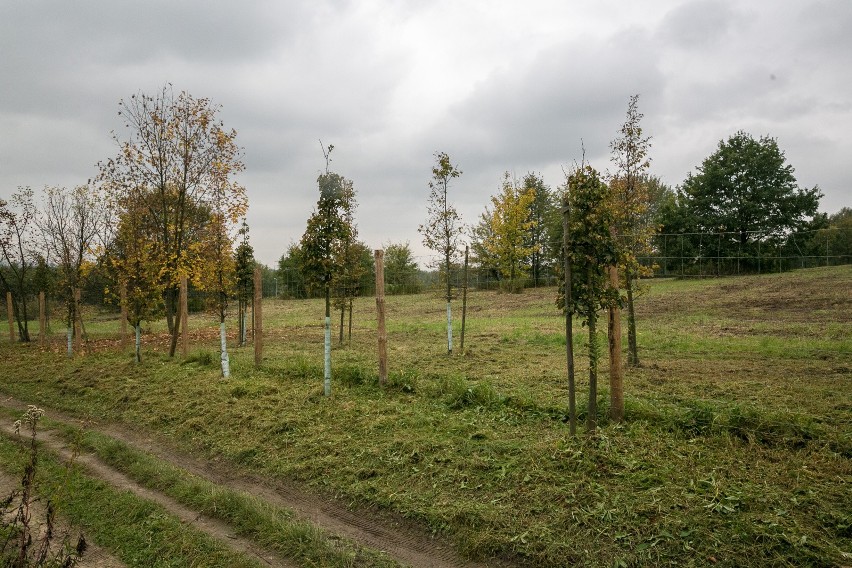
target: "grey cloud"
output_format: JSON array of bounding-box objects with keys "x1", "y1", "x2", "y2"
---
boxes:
[
  {"x1": 433, "y1": 31, "x2": 664, "y2": 173},
  {"x1": 658, "y1": 0, "x2": 738, "y2": 49},
  {"x1": 2, "y1": 0, "x2": 849, "y2": 266}
]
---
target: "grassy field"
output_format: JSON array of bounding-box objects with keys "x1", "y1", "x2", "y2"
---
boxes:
[{"x1": 1, "y1": 266, "x2": 850, "y2": 567}]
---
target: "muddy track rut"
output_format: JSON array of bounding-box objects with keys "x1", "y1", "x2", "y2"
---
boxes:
[{"x1": 0, "y1": 396, "x2": 493, "y2": 568}]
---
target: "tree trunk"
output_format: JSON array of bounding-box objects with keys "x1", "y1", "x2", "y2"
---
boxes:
[
  {"x1": 375, "y1": 250, "x2": 387, "y2": 386},
  {"x1": 135, "y1": 324, "x2": 142, "y2": 363},
  {"x1": 8, "y1": 290, "x2": 29, "y2": 342},
  {"x1": 253, "y1": 266, "x2": 263, "y2": 368},
  {"x1": 324, "y1": 284, "x2": 331, "y2": 396},
  {"x1": 446, "y1": 301, "x2": 453, "y2": 355},
  {"x1": 18, "y1": 289, "x2": 30, "y2": 342},
  {"x1": 220, "y1": 319, "x2": 230, "y2": 378},
  {"x1": 347, "y1": 298, "x2": 353, "y2": 343},
  {"x1": 165, "y1": 287, "x2": 176, "y2": 334},
  {"x1": 237, "y1": 303, "x2": 244, "y2": 347},
  {"x1": 73, "y1": 288, "x2": 82, "y2": 355},
  {"x1": 6, "y1": 291, "x2": 14, "y2": 343},
  {"x1": 563, "y1": 207, "x2": 576, "y2": 436},
  {"x1": 339, "y1": 301, "x2": 345, "y2": 345},
  {"x1": 625, "y1": 268, "x2": 639, "y2": 367},
  {"x1": 180, "y1": 276, "x2": 189, "y2": 358},
  {"x1": 120, "y1": 284, "x2": 128, "y2": 348},
  {"x1": 460, "y1": 246, "x2": 469, "y2": 354},
  {"x1": 167, "y1": 286, "x2": 180, "y2": 357},
  {"x1": 608, "y1": 266, "x2": 624, "y2": 422},
  {"x1": 38, "y1": 291, "x2": 46, "y2": 347},
  {"x1": 587, "y1": 299, "x2": 598, "y2": 436},
  {"x1": 445, "y1": 251, "x2": 452, "y2": 355},
  {"x1": 242, "y1": 308, "x2": 247, "y2": 346}
]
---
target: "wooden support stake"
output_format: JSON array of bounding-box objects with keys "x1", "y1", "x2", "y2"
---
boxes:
[
  {"x1": 120, "y1": 283, "x2": 128, "y2": 347},
  {"x1": 180, "y1": 276, "x2": 189, "y2": 358},
  {"x1": 374, "y1": 250, "x2": 388, "y2": 386},
  {"x1": 6, "y1": 291, "x2": 15, "y2": 343},
  {"x1": 39, "y1": 291, "x2": 46, "y2": 346},
  {"x1": 73, "y1": 288, "x2": 82, "y2": 355},
  {"x1": 253, "y1": 266, "x2": 263, "y2": 367},
  {"x1": 608, "y1": 265, "x2": 624, "y2": 422}
]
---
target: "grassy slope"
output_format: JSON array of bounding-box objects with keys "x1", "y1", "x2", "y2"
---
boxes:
[{"x1": 1, "y1": 266, "x2": 850, "y2": 567}]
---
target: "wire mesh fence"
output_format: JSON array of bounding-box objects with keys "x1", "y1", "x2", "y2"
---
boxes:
[
  {"x1": 643, "y1": 227, "x2": 851, "y2": 278},
  {"x1": 2, "y1": 227, "x2": 850, "y2": 340}
]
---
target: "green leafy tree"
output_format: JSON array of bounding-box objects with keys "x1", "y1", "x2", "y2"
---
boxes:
[
  {"x1": 330, "y1": 184, "x2": 367, "y2": 345},
  {"x1": 277, "y1": 243, "x2": 308, "y2": 299},
  {"x1": 383, "y1": 241, "x2": 421, "y2": 294},
  {"x1": 679, "y1": 131, "x2": 822, "y2": 268},
  {"x1": 522, "y1": 173, "x2": 560, "y2": 286},
  {"x1": 822, "y1": 208, "x2": 852, "y2": 262},
  {"x1": 798, "y1": 207, "x2": 852, "y2": 265},
  {"x1": 470, "y1": 208, "x2": 500, "y2": 281},
  {"x1": 478, "y1": 172, "x2": 538, "y2": 292},
  {"x1": 300, "y1": 144, "x2": 354, "y2": 395},
  {"x1": 234, "y1": 220, "x2": 255, "y2": 346},
  {"x1": 563, "y1": 165, "x2": 619, "y2": 435},
  {"x1": 418, "y1": 152, "x2": 463, "y2": 353},
  {"x1": 609, "y1": 94, "x2": 653, "y2": 366}
]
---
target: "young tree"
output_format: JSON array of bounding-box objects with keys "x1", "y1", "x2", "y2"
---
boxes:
[
  {"x1": 333, "y1": 240, "x2": 371, "y2": 344},
  {"x1": 679, "y1": 131, "x2": 821, "y2": 263},
  {"x1": 277, "y1": 243, "x2": 309, "y2": 299},
  {"x1": 383, "y1": 241, "x2": 421, "y2": 294},
  {"x1": 418, "y1": 152, "x2": 463, "y2": 354},
  {"x1": 30, "y1": 254, "x2": 56, "y2": 335},
  {"x1": 610, "y1": 94, "x2": 653, "y2": 367},
  {"x1": 478, "y1": 172, "x2": 538, "y2": 292},
  {"x1": 198, "y1": 171, "x2": 243, "y2": 378},
  {"x1": 37, "y1": 185, "x2": 106, "y2": 356},
  {"x1": 330, "y1": 184, "x2": 366, "y2": 345},
  {"x1": 105, "y1": 184, "x2": 163, "y2": 363},
  {"x1": 98, "y1": 86, "x2": 246, "y2": 358},
  {"x1": 522, "y1": 173, "x2": 560, "y2": 287},
  {"x1": 300, "y1": 145, "x2": 354, "y2": 395},
  {"x1": 0, "y1": 188, "x2": 37, "y2": 342},
  {"x1": 812, "y1": 208, "x2": 852, "y2": 262},
  {"x1": 234, "y1": 220, "x2": 255, "y2": 347},
  {"x1": 563, "y1": 165, "x2": 619, "y2": 435},
  {"x1": 470, "y1": 207, "x2": 500, "y2": 281}
]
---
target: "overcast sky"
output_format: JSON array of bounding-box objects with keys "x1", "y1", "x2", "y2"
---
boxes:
[{"x1": 1, "y1": 0, "x2": 849, "y2": 267}]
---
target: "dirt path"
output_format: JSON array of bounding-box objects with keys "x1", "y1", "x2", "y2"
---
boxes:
[
  {"x1": 0, "y1": 396, "x2": 493, "y2": 568},
  {"x1": 0, "y1": 419, "x2": 293, "y2": 567}
]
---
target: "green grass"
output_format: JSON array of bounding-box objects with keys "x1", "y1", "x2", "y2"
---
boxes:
[
  {"x1": 0, "y1": 429, "x2": 263, "y2": 568},
  {"x1": 1, "y1": 266, "x2": 851, "y2": 567}
]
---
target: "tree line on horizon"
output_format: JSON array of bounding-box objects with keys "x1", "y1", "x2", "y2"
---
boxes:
[{"x1": 2, "y1": 87, "x2": 850, "y2": 382}]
